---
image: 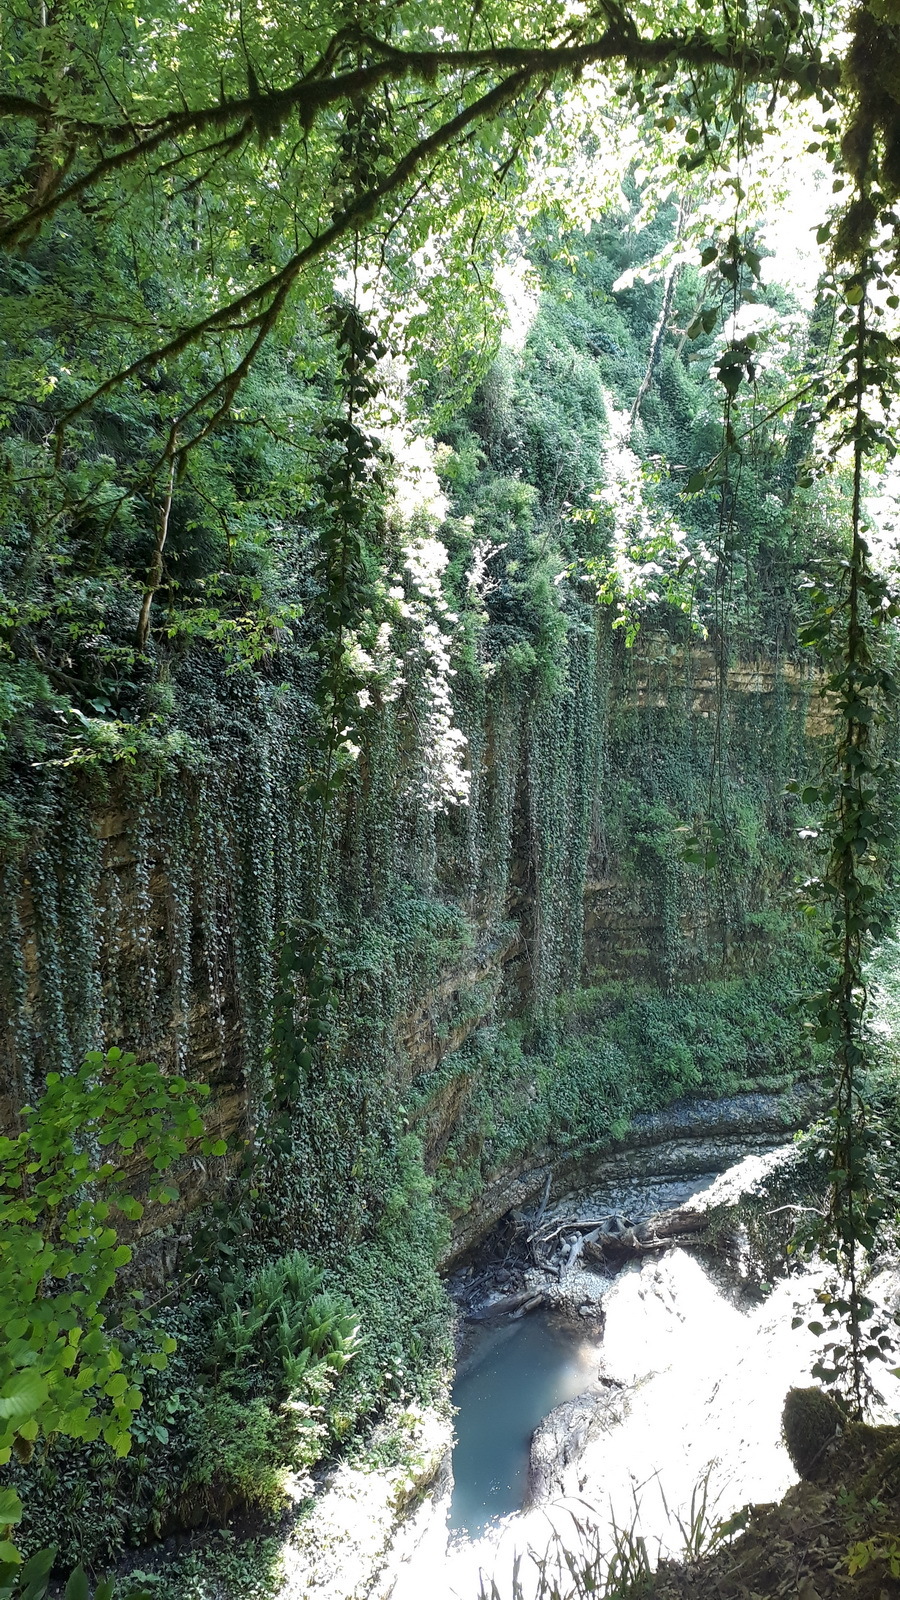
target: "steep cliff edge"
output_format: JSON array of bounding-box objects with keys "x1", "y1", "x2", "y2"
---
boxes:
[{"x1": 1, "y1": 625, "x2": 821, "y2": 1211}]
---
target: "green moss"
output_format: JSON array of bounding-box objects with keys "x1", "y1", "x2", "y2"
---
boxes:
[
  {"x1": 782, "y1": 1386, "x2": 847, "y2": 1480},
  {"x1": 425, "y1": 963, "x2": 820, "y2": 1214}
]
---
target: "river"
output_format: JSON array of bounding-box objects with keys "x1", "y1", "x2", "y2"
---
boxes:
[
  {"x1": 390, "y1": 1139, "x2": 900, "y2": 1600},
  {"x1": 449, "y1": 1310, "x2": 602, "y2": 1535}
]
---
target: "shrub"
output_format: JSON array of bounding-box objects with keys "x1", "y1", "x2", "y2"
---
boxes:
[
  {"x1": 179, "y1": 1395, "x2": 292, "y2": 1522},
  {"x1": 208, "y1": 1251, "x2": 360, "y2": 1404}
]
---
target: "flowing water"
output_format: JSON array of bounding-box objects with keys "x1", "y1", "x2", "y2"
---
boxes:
[
  {"x1": 447, "y1": 1149, "x2": 776, "y2": 1541},
  {"x1": 450, "y1": 1311, "x2": 602, "y2": 1534},
  {"x1": 392, "y1": 1142, "x2": 900, "y2": 1599},
  {"x1": 422, "y1": 1147, "x2": 818, "y2": 1598}
]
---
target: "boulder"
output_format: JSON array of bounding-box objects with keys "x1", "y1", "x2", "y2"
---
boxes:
[{"x1": 527, "y1": 1379, "x2": 627, "y2": 1505}]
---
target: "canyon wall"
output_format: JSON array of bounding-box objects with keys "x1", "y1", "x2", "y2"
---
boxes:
[{"x1": 0, "y1": 612, "x2": 821, "y2": 1225}]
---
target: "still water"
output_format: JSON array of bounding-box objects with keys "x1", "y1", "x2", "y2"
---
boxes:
[{"x1": 449, "y1": 1310, "x2": 601, "y2": 1535}]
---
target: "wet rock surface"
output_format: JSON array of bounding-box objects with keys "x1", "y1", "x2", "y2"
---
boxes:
[
  {"x1": 526, "y1": 1377, "x2": 627, "y2": 1505},
  {"x1": 276, "y1": 1096, "x2": 831, "y2": 1599},
  {"x1": 415, "y1": 1124, "x2": 859, "y2": 1598},
  {"x1": 444, "y1": 1088, "x2": 816, "y2": 1263}
]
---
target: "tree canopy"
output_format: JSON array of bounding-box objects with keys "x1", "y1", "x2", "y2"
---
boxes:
[{"x1": 0, "y1": 1, "x2": 875, "y2": 444}]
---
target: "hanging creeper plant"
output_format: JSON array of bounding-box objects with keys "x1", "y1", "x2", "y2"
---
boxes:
[
  {"x1": 309, "y1": 301, "x2": 390, "y2": 833},
  {"x1": 788, "y1": 251, "x2": 900, "y2": 1411},
  {"x1": 785, "y1": 10, "x2": 900, "y2": 1400},
  {"x1": 263, "y1": 94, "x2": 394, "y2": 1137}
]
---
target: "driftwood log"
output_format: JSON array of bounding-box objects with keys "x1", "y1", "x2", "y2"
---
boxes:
[
  {"x1": 526, "y1": 1205, "x2": 709, "y2": 1276},
  {"x1": 467, "y1": 1289, "x2": 546, "y2": 1321},
  {"x1": 461, "y1": 1202, "x2": 712, "y2": 1321}
]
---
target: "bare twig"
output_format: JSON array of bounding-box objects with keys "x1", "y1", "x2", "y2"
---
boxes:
[{"x1": 136, "y1": 452, "x2": 176, "y2": 649}]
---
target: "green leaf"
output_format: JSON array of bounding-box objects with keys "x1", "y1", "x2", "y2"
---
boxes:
[
  {"x1": 0, "y1": 1371, "x2": 48, "y2": 1421},
  {"x1": 19, "y1": 1546, "x2": 55, "y2": 1600},
  {"x1": 65, "y1": 1567, "x2": 90, "y2": 1600},
  {"x1": 0, "y1": 1491, "x2": 22, "y2": 1527}
]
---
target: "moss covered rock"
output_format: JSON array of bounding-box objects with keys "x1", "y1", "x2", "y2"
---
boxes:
[{"x1": 782, "y1": 1385, "x2": 845, "y2": 1480}]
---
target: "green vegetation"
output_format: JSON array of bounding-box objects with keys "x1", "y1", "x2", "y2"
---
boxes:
[
  {"x1": 424, "y1": 968, "x2": 819, "y2": 1217},
  {"x1": 0, "y1": 1051, "x2": 220, "y2": 1553},
  {"x1": 0, "y1": 186, "x2": 854, "y2": 1575},
  {"x1": 3, "y1": 0, "x2": 900, "y2": 1592},
  {"x1": 782, "y1": 1385, "x2": 846, "y2": 1481}
]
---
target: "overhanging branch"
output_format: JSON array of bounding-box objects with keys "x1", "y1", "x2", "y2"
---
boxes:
[
  {"x1": 55, "y1": 65, "x2": 536, "y2": 437},
  {"x1": 0, "y1": 23, "x2": 839, "y2": 248}
]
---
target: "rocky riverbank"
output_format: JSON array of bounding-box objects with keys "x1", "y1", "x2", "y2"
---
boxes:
[
  {"x1": 444, "y1": 1087, "x2": 817, "y2": 1263},
  {"x1": 428, "y1": 1130, "x2": 900, "y2": 1600},
  {"x1": 256, "y1": 1096, "x2": 805, "y2": 1599},
  {"x1": 237, "y1": 1087, "x2": 890, "y2": 1600},
  {"x1": 447, "y1": 1088, "x2": 818, "y2": 1329}
]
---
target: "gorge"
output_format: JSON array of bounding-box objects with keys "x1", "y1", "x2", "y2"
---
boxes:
[{"x1": 3, "y1": 4, "x2": 900, "y2": 1598}]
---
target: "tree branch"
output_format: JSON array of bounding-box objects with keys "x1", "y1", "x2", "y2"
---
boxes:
[
  {"x1": 0, "y1": 25, "x2": 839, "y2": 247},
  {"x1": 54, "y1": 65, "x2": 538, "y2": 436}
]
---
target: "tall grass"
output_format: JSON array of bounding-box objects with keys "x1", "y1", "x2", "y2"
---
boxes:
[{"x1": 475, "y1": 1470, "x2": 738, "y2": 1600}]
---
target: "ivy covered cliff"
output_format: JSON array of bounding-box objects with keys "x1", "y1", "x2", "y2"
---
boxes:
[
  {"x1": 0, "y1": 188, "x2": 842, "y2": 1565},
  {"x1": 7, "y1": 3, "x2": 900, "y2": 1595}
]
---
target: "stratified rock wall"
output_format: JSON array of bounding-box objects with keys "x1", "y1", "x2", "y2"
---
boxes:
[{"x1": 0, "y1": 621, "x2": 819, "y2": 1222}]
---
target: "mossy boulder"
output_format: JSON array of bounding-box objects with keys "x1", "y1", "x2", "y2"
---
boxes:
[{"x1": 782, "y1": 1385, "x2": 845, "y2": 1480}]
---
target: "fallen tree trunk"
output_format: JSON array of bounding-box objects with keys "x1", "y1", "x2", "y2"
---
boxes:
[
  {"x1": 528, "y1": 1205, "x2": 709, "y2": 1271},
  {"x1": 582, "y1": 1207, "x2": 708, "y2": 1260},
  {"x1": 467, "y1": 1288, "x2": 546, "y2": 1321}
]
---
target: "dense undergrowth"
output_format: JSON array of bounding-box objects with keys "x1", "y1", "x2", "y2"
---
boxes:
[{"x1": 422, "y1": 965, "x2": 822, "y2": 1218}]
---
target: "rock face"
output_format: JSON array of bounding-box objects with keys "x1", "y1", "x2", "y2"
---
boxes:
[
  {"x1": 0, "y1": 626, "x2": 821, "y2": 1256},
  {"x1": 443, "y1": 1090, "x2": 814, "y2": 1263},
  {"x1": 276, "y1": 1406, "x2": 453, "y2": 1600}
]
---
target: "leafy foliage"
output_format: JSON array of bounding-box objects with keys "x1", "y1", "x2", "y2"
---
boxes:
[
  {"x1": 425, "y1": 965, "x2": 819, "y2": 1218},
  {"x1": 0, "y1": 1547, "x2": 144, "y2": 1600},
  {"x1": 0, "y1": 1050, "x2": 220, "y2": 1490},
  {"x1": 208, "y1": 1251, "x2": 359, "y2": 1418},
  {"x1": 6, "y1": 0, "x2": 900, "y2": 1574}
]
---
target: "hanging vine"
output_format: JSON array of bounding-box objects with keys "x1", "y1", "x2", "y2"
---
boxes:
[
  {"x1": 665, "y1": 4, "x2": 900, "y2": 1412},
  {"x1": 262, "y1": 89, "x2": 394, "y2": 1142},
  {"x1": 789, "y1": 268, "x2": 899, "y2": 1412}
]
